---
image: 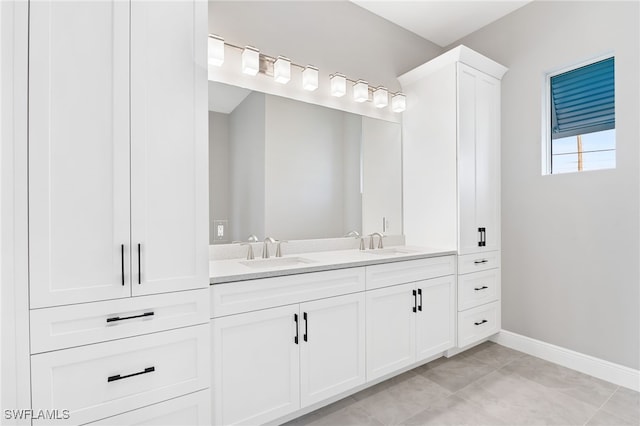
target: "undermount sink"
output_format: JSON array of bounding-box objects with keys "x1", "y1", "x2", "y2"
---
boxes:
[
  {"x1": 240, "y1": 257, "x2": 316, "y2": 269},
  {"x1": 365, "y1": 248, "x2": 418, "y2": 256}
]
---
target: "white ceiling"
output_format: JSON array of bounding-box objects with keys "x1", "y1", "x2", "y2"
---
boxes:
[{"x1": 351, "y1": 1, "x2": 533, "y2": 47}]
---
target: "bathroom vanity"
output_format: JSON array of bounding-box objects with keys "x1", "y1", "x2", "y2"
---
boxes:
[{"x1": 209, "y1": 246, "x2": 460, "y2": 425}]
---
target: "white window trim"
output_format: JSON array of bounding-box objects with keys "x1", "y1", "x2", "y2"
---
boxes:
[{"x1": 541, "y1": 51, "x2": 615, "y2": 175}]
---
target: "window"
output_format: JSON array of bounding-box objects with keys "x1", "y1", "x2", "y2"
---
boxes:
[{"x1": 544, "y1": 56, "x2": 615, "y2": 174}]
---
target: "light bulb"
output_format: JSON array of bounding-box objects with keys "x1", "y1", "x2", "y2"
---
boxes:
[
  {"x1": 274, "y1": 56, "x2": 291, "y2": 84},
  {"x1": 330, "y1": 73, "x2": 346, "y2": 97},
  {"x1": 373, "y1": 87, "x2": 388, "y2": 108},
  {"x1": 302, "y1": 66, "x2": 319, "y2": 91},
  {"x1": 353, "y1": 80, "x2": 369, "y2": 103},
  {"x1": 208, "y1": 35, "x2": 224, "y2": 67},
  {"x1": 391, "y1": 93, "x2": 406, "y2": 112},
  {"x1": 242, "y1": 46, "x2": 259, "y2": 76}
]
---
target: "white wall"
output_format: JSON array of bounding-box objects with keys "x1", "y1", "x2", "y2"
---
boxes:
[
  {"x1": 229, "y1": 92, "x2": 266, "y2": 242},
  {"x1": 451, "y1": 1, "x2": 640, "y2": 369},
  {"x1": 209, "y1": 111, "x2": 229, "y2": 244}
]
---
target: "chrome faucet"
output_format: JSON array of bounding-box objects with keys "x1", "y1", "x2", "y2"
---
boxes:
[
  {"x1": 240, "y1": 242, "x2": 255, "y2": 260},
  {"x1": 262, "y1": 237, "x2": 276, "y2": 258},
  {"x1": 369, "y1": 232, "x2": 385, "y2": 249}
]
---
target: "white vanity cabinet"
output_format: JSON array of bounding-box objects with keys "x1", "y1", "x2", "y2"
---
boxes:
[
  {"x1": 212, "y1": 287, "x2": 366, "y2": 425},
  {"x1": 210, "y1": 267, "x2": 367, "y2": 424},
  {"x1": 28, "y1": 0, "x2": 208, "y2": 309},
  {"x1": 366, "y1": 264, "x2": 455, "y2": 380},
  {"x1": 25, "y1": 1, "x2": 210, "y2": 424},
  {"x1": 400, "y1": 46, "x2": 507, "y2": 349}
]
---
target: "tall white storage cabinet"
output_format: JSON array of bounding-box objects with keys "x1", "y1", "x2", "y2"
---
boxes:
[
  {"x1": 399, "y1": 46, "x2": 507, "y2": 349},
  {"x1": 27, "y1": 1, "x2": 210, "y2": 424}
]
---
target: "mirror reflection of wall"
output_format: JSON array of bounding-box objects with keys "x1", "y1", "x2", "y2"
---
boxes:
[{"x1": 208, "y1": 82, "x2": 401, "y2": 244}]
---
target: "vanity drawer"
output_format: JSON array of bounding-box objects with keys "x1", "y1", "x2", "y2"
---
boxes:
[
  {"x1": 30, "y1": 289, "x2": 209, "y2": 354},
  {"x1": 365, "y1": 256, "x2": 455, "y2": 290},
  {"x1": 458, "y1": 251, "x2": 500, "y2": 274},
  {"x1": 31, "y1": 324, "x2": 209, "y2": 426},
  {"x1": 211, "y1": 267, "x2": 365, "y2": 317},
  {"x1": 457, "y1": 301, "x2": 500, "y2": 348},
  {"x1": 458, "y1": 269, "x2": 500, "y2": 311},
  {"x1": 87, "y1": 389, "x2": 211, "y2": 426}
]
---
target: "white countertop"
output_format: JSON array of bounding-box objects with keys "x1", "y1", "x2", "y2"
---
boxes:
[{"x1": 209, "y1": 246, "x2": 456, "y2": 284}]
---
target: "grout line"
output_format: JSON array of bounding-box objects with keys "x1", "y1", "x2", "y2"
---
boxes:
[{"x1": 582, "y1": 386, "x2": 619, "y2": 426}]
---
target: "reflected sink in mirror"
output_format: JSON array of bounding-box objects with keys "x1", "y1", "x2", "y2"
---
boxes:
[
  {"x1": 240, "y1": 257, "x2": 316, "y2": 269},
  {"x1": 365, "y1": 248, "x2": 419, "y2": 256}
]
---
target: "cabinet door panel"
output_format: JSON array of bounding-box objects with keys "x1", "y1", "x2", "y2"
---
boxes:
[
  {"x1": 366, "y1": 283, "x2": 416, "y2": 381},
  {"x1": 300, "y1": 293, "x2": 366, "y2": 407},
  {"x1": 28, "y1": 0, "x2": 131, "y2": 308},
  {"x1": 475, "y1": 72, "x2": 501, "y2": 252},
  {"x1": 212, "y1": 305, "x2": 300, "y2": 425},
  {"x1": 416, "y1": 276, "x2": 456, "y2": 361},
  {"x1": 130, "y1": 0, "x2": 208, "y2": 295}
]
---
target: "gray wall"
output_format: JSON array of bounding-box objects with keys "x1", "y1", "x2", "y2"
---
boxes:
[
  {"x1": 451, "y1": 1, "x2": 639, "y2": 369},
  {"x1": 229, "y1": 92, "x2": 266, "y2": 242},
  {"x1": 208, "y1": 1, "x2": 442, "y2": 92},
  {"x1": 209, "y1": 111, "x2": 229, "y2": 244}
]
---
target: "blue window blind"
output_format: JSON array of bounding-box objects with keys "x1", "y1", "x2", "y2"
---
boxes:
[{"x1": 550, "y1": 57, "x2": 615, "y2": 139}]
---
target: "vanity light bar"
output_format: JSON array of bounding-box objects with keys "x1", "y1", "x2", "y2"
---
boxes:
[{"x1": 208, "y1": 34, "x2": 406, "y2": 113}]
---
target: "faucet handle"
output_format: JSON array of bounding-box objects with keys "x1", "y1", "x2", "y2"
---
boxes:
[
  {"x1": 359, "y1": 237, "x2": 365, "y2": 251},
  {"x1": 276, "y1": 240, "x2": 288, "y2": 258},
  {"x1": 240, "y1": 242, "x2": 255, "y2": 260},
  {"x1": 369, "y1": 234, "x2": 375, "y2": 250},
  {"x1": 378, "y1": 235, "x2": 384, "y2": 249}
]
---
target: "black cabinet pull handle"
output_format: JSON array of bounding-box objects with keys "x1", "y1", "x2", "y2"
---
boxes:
[
  {"x1": 418, "y1": 288, "x2": 423, "y2": 311},
  {"x1": 412, "y1": 290, "x2": 417, "y2": 313},
  {"x1": 474, "y1": 319, "x2": 488, "y2": 326},
  {"x1": 478, "y1": 227, "x2": 486, "y2": 247},
  {"x1": 474, "y1": 259, "x2": 488, "y2": 264},
  {"x1": 121, "y1": 244, "x2": 125, "y2": 286},
  {"x1": 303, "y1": 312, "x2": 308, "y2": 342},
  {"x1": 106, "y1": 311, "x2": 154, "y2": 323},
  {"x1": 294, "y1": 314, "x2": 299, "y2": 344},
  {"x1": 108, "y1": 366, "x2": 155, "y2": 382},
  {"x1": 474, "y1": 286, "x2": 489, "y2": 291},
  {"x1": 137, "y1": 243, "x2": 142, "y2": 284}
]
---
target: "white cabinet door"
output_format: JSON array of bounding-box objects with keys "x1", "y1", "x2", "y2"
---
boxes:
[
  {"x1": 212, "y1": 305, "x2": 300, "y2": 425},
  {"x1": 28, "y1": 0, "x2": 131, "y2": 308},
  {"x1": 415, "y1": 276, "x2": 456, "y2": 361},
  {"x1": 457, "y1": 63, "x2": 500, "y2": 255},
  {"x1": 300, "y1": 293, "x2": 366, "y2": 407},
  {"x1": 366, "y1": 283, "x2": 416, "y2": 381},
  {"x1": 130, "y1": 0, "x2": 208, "y2": 295}
]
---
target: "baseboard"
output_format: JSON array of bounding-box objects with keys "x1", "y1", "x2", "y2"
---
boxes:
[{"x1": 491, "y1": 330, "x2": 639, "y2": 392}]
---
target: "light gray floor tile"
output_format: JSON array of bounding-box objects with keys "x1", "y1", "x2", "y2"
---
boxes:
[
  {"x1": 500, "y1": 354, "x2": 618, "y2": 408},
  {"x1": 282, "y1": 396, "x2": 358, "y2": 426},
  {"x1": 401, "y1": 394, "x2": 505, "y2": 426},
  {"x1": 417, "y1": 354, "x2": 495, "y2": 392},
  {"x1": 463, "y1": 341, "x2": 526, "y2": 369},
  {"x1": 353, "y1": 374, "x2": 451, "y2": 425},
  {"x1": 586, "y1": 409, "x2": 637, "y2": 426},
  {"x1": 456, "y1": 369, "x2": 598, "y2": 425},
  {"x1": 600, "y1": 387, "x2": 640, "y2": 424},
  {"x1": 306, "y1": 404, "x2": 384, "y2": 426},
  {"x1": 352, "y1": 371, "x2": 420, "y2": 401}
]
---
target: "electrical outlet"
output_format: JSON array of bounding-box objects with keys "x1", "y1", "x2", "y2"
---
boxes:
[{"x1": 213, "y1": 219, "x2": 228, "y2": 242}]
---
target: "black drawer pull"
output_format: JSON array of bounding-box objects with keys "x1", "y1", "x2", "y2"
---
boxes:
[
  {"x1": 137, "y1": 243, "x2": 142, "y2": 284},
  {"x1": 474, "y1": 286, "x2": 489, "y2": 291},
  {"x1": 412, "y1": 289, "x2": 417, "y2": 313},
  {"x1": 121, "y1": 244, "x2": 125, "y2": 286},
  {"x1": 417, "y1": 288, "x2": 423, "y2": 311},
  {"x1": 108, "y1": 366, "x2": 155, "y2": 382},
  {"x1": 474, "y1": 259, "x2": 488, "y2": 264},
  {"x1": 474, "y1": 319, "x2": 488, "y2": 326},
  {"x1": 106, "y1": 311, "x2": 154, "y2": 323},
  {"x1": 294, "y1": 313, "x2": 299, "y2": 344},
  {"x1": 303, "y1": 312, "x2": 308, "y2": 342}
]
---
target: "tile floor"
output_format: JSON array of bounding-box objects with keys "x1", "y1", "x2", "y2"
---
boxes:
[{"x1": 284, "y1": 342, "x2": 639, "y2": 426}]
